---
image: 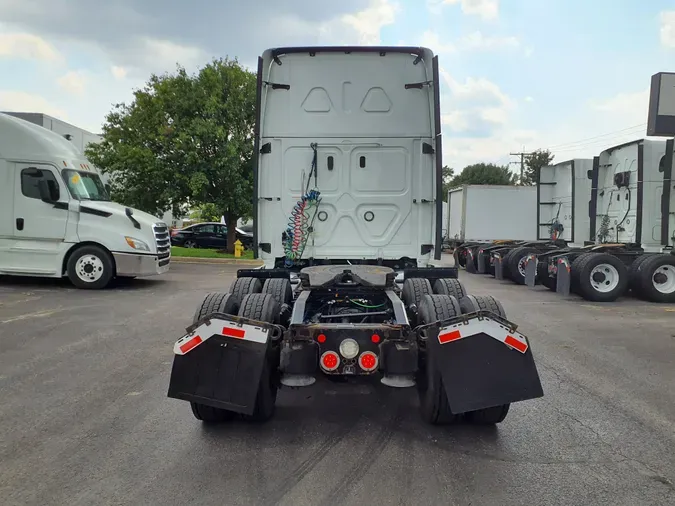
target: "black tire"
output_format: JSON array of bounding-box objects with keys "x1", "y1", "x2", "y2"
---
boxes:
[
  {"x1": 190, "y1": 402, "x2": 235, "y2": 423},
  {"x1": 454, "y1": 247, "x2": 467, "y2": 269},
  {"x1": 635, "y1": 254, "x2": 675, "y2": 303},
  {"x1": 466, "y1": 404, "x2": 510, "y2": 424},
  {"x1": 66, "y1": 245, "x2": 114, "y2": 289},
  {"x1": 536, "y1": 261, "x2": 556, "y2": 291},
  {"x1": 193, "y1": 292, "x2": 239, "y2": 323},
  {"x1": 402, "y1": 278, "x2": 432, "y2": 308},
  {"x1": 458, "y1": 294, "x2": 507, "y2": 318},
  {"x1": 189, "y1": 292, "x2": 241, "y2": 423},
  {"x1": 506, "y1": 247, "x2": 539, "y2": 285},
  {"x1": 417, "y1": 294, "x2": 461, "y2": 425},
  {"x1": 433, "y1": 278, "x2": 466, "y2": 299},
  {"x1": 456, "y1": 294, "x2": 510, "y2": 423},
  {"x1": 628, "y1": 254, "x2": 656, "y2": 296},
  {"x1": 262, "y1": 278, "x2": 293, "y2": 305},
  {"x1": 575, "y1": 253, "x2": 628, "y2": 302},
  {"x1": 570, "y1": 252, "x2": 593, "y2": 294},
  {"x1": 184, "y1": 239, "x2": 197, "y2": 248},
  {"x1": 229, "y1": 277, "x2": 263, "y2": 305},
  {"x1": 237, "y1": 293, "x2": 280, "y2": 422}
]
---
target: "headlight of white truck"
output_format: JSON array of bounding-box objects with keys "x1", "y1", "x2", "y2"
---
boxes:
[{"x1": 125, "y1": 236, "x2": 151, "y2": 252}]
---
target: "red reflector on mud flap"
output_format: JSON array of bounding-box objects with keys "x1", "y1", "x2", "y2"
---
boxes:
[
  {"x1": 179, "y1": 335, "x2": 203, "y2": 354},
  {"x1": 438, "y1": 330, "x2": 462, "y2": 344},
  {"x1": 505, "y1": 335, "x2": 528, "y2": 353},
  {"x1": 222, "y1": 326, "x2": 246, "y2": 339}
]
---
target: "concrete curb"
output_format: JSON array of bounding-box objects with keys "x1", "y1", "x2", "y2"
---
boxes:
[{"x1": 170, "y1": 256, "x2": 263, "y2": 266}]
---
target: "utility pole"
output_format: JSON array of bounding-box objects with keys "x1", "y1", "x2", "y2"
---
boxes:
[{"x1": 510, "y1": 151, "x2": 535, "y2": 184}]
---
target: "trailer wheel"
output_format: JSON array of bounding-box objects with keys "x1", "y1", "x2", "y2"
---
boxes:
[
  {"x1": 238, "y1": 293, "x2": 280, "y2": 422},
  {"x1": 628, "y1": 254, "x2": 656, "y2": 297},
  {"x1": 570, "y1": 253, "x2": 593, "y2": 293},
  {"x1": 500, "y1": 248, "x2": 520, "y2": 280},
  {"x1": 433, "y1": 278, "x2": 466, "y2": 299},
  {"x1": 454, "y1": 247, "x2": 467, "y2": 269},
  {"x1": 506, "y1": 247, "x2": 539, "y2": 285},
  {"x1": 402, "y1": 278, "x2": 433, "y2": 309},
  {"x1": 229, "y1": 277, "x2": 263, "y2": 305},
  {"x1": 193, "y1": 292, "x2": 239, "y2": 323},
  {"x1": 458, "y1": 294, "x2": 507, "y2": 318},
  {"x1": 66, "y1": 245, "x2": 114, "y2": 289},
  {"x1": 536, "y1": 261, "x2": 556, "y2": 291},
  {"x1": 575, "y1": 253, "x2": 628, "y2": 302},
  {"x1": 190, "y1": 402, "x2": 235, "y2": 423},
  {"x1": 466, "y1": 404, "x2": 510, "y2": 424},
  {"x1": 262, "y1": 278, "x2": 293, "y2": 305},
  {"x1": 635, "y1": 254, "x2": 675, "y2": 303},
  {"x1": 417, "y1": 294, "x2": 461, "y2": 424}
]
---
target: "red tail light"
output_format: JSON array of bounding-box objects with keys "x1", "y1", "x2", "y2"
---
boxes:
[
  {"x1": 358, "y1": 351, "x2": 378, "y2": 372},
  {"x1": 320, "y1": 351, "x2": 340, "y2": 371}
]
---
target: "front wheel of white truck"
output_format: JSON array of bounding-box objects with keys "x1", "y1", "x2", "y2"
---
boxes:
[{"x1": 66, "y1": 245, "x2": 114, "y2": 289}]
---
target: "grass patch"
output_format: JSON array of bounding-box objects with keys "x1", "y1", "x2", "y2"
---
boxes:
[{"x1": 171, "y1": 247, "x2": 255, "y2": 259}]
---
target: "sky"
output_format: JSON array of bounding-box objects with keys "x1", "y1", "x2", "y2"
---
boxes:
[{"x1": 0, "y1": 0, "x2": 674, "y2": 172}]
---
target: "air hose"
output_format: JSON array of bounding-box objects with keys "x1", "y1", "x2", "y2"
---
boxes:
[{"x1": 283, "y1": 143, "x2": 321, "y2": 267}]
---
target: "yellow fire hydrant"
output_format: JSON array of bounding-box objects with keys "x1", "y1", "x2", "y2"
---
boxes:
[{"x1": 234, "y1": 239, "x2": 244, "y2": 258}]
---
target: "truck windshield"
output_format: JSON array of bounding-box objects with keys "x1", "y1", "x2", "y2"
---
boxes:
[{"x1": 63, "y1": 170, "x2": 111, "y2": 201}]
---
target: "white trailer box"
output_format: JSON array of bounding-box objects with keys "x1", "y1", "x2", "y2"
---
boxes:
[
  {"x1": 446, "y1": 185, "x2": 537, "y2": 244},
  {"x1": 537, "y1": 159, "x2": 594, "y2": 247},
  {"x1": 592, "y1": 138, "x2": 674, "y2": 251}
]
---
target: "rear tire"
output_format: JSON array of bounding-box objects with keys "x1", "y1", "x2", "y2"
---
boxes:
[
  {"x1": 570, "y1": 252, "x2": 593, "y2": 294},
  {"x1": 635, "y1": 254, "x2": 675, "y2": 303},
  {"x1": 229, "y1": 277, "x2": 263, "y2": 305},
  {"x1": 66, "y1": 245, "x2": 114, "y2": 290},
  {"x1": 537, "y1": 261, "x2": 556, "y2": 291},
  {"x1": 575, "y1": 253, "x2": 628, "y2": 302},
  {"x1": 189, "y1": 292, "x2": 240, "y2": 423},
  {"x1": 466, "y1": 404, "x2": 510, "y2": 424},
  {"x1": 629, "y1": 254, "x2": 656, "y2": 297},
  {"x1": 506, "y1": 247, "x2": 539, "y2": 285},
  {"x1": 465, "y1": 247, "x2": 479, "y2": 274},
  {"x1": 417, "y1": 294, "x2": 461, "y2": 425},
  {"x1": 402, "y1": 278, "x2": 432, "y2": 309},
  {"x1": 433, "y1": 278, "x2": 466, "y2": 300},
  {"x1": 237, "y1": 293, "x2": 280, "y2": 422},
  {"x1": 262, "y1": 278, "x2": 293, "y2": 305}
]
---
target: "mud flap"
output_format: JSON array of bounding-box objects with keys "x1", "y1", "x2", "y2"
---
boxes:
[
  {"x1": 167, "y1": 314, "x2": 277, "y2": 416},
  {"x1": 494, "y1": 253, "x2": 505, "y2": 280},
  {"x1": 524, "y1": 254, "x2": 538, "y2": 287},
  {"x1": 423, "y1": 314, "x2": 543, "y2": 414},
  {"x1": 477, "y1": 249, "x2": 487, "y2": 273},
  {"x1": 555, "y1": 257, "x2": 571, "y2": 296}
]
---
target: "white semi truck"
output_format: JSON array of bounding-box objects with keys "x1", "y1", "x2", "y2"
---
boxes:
[
  {"x1": 0, "y1": 112, "x2": 171, "y2": 289},
  {"x1": 167, "y1": 46, "x2": 544, "y2": 426}
]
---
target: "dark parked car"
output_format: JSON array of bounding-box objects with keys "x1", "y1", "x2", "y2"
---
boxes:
[{"x1": 171, "y1": 222, "x2": 253, "y2": 249}]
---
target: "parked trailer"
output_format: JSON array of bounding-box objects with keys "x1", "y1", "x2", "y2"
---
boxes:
[
  {"x1": 166, "y1": 46, "x2": 544, "y2": 426},
  {"x1": 447, "y1": 185, "x2": 537, "y2": 274},
  {"x1": 526, "y1": 137, "x2": 675, "y2": 302}
]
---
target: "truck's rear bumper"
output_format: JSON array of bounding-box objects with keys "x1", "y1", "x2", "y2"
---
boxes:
[{"x1": 113, "y1": 252, "x2": 170, "y2": 277}]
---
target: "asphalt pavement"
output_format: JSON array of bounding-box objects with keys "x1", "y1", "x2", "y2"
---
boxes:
[{"x1": 0, "y1": 262, "x2": 674, "y2": 506}]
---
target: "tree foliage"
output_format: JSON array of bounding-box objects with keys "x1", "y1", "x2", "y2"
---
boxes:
[
  {"x1": 191, "y1": 203, "x2": 222, "y2": 223},
  {"x1": 85, "y1": 58, "x2": 257, "y2": 252},
  {"x1": 441, "y1": 165, "x2": 455, "y2": 200},
  {"x1": 449, "y1": 163, "x2": 517, "y2": 188},
  {"x1": 522, "y1": 149, "x2": 555, "y2": 185}
]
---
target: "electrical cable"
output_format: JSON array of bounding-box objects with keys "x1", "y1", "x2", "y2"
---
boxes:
[{"x1": 545, "y1": 123, "x2": 646, "y2": 150}]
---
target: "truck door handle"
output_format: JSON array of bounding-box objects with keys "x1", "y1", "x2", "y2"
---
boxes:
[{"x1": 16, "y1": 218, "x2": 24, "y2": 231}]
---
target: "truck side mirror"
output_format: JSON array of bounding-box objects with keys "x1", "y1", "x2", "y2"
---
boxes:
[{"x1": 38, "y1": 180, "x2": 60, "y2": 203}]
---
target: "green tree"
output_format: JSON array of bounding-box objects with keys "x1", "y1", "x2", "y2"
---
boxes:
[
  {"x1": 86, "y1": 58, "x2": 257, "y2": 253},
  {"x1": 191, "y1": 203, "x2": 222, "y2": 223},
  {"x1": 522, "y1": 149, "x2": 555, "y2": 185},
  {"x1": 450, "y1": 163, "x2": 517, "y2": 187},
  {"x1": 442, "y1": 165, "x2": 455, "y2": 201}
]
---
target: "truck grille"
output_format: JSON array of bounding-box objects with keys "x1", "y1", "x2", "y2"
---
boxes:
[{"x1": 153, "y1": 223, "x2": 171, "y2": 262}]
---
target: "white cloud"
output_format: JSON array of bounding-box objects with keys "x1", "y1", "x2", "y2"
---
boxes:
[
  {"x1": 659, "y1": 11, "x2": 675, "y2": 48},
  {"x1": 0, "y1": 90, "x2": 67, "y2": 118},
  {"x1": 137, "y1": 38, "x2": 209, "y2": 72},
  {"x1": 524, "y1": 96, "x2": 534, "y2": 103},
  {"x1": 440, "y1": 69, "x2": 515, "y2": 109},
  {"x1": 337, "y1": 0, "x2": 400, "y2": 45},
  {"x1": 441, "y1": 0, "x2": 499, "y2": 20},
  {"x1": 0, "y1": 30, "x2": 62, "y2": 62},
  {"x1": 111, "y1": 65, "x2": 128, "y2": 80},
  {"x1": 57, "y1": 71, "x2": 87, "y2": 94},
  {"x1": 420, "y1": 31, "x2": 456, "y2": 54},
  {"x1": 589, "y1": 88, "x2": 649, "y2": 125}
]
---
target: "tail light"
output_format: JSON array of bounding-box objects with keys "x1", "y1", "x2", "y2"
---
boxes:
[
  {"x1": 320, "y1": 351, "x2": 340, "y2": 371},
  {"x1": 358, "y1": 351, "x2": 378, "y2": 372}
]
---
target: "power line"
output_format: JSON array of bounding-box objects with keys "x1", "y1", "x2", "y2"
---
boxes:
[
  {"x1": 550, "y1": 129, "x2": 646, "y2": 154},
  {"x1": 544, "y1": 123, "x2": 646, "y2": 150},
  {"x1": 509, "y1": 151, "x2": 535, "y2": 183}
]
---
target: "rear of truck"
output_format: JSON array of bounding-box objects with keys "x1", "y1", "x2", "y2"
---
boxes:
[{"x1": 167, "y1": 46, "x2": 543, "y2": 425}]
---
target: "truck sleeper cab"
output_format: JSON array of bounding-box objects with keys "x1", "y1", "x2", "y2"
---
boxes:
[
  {"x1": 0, "y1": 113, "x2": 170, "y2": 289},
  {"x1": 167, "y1": 46, "x2": 544, "y2": 427}
]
